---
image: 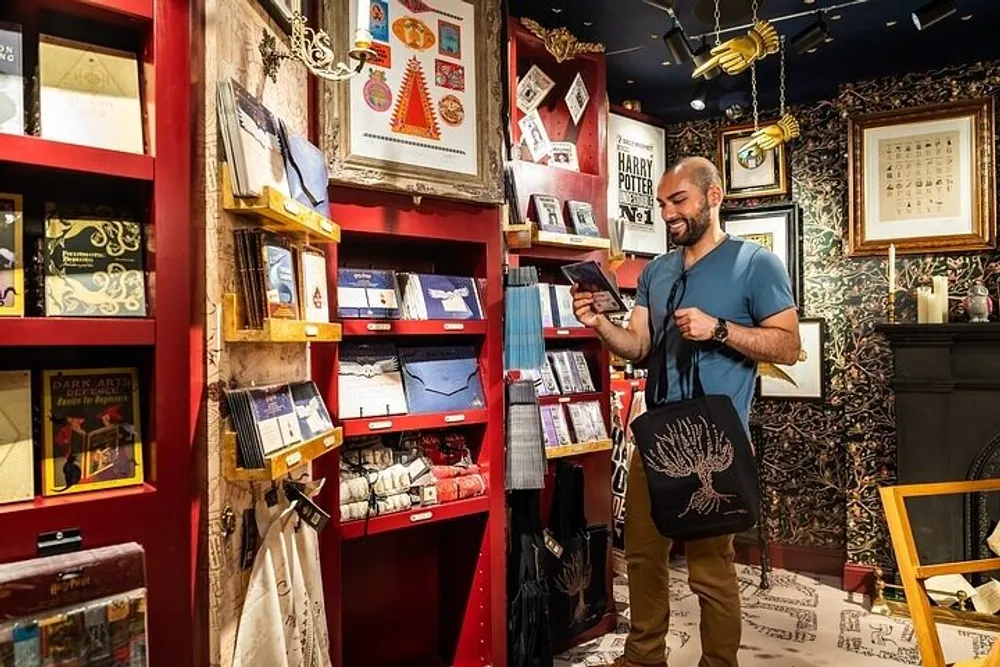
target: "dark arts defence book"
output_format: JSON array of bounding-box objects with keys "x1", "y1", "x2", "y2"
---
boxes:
[{"x1": 42, "y1": 368, "x2": 144, "y2": 496}]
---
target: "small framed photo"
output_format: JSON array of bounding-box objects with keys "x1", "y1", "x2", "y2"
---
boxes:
[
  {"x1": 258, "y1": 0, "x2": 305, "y2": 34},
  {"x1": 759, "y1": 318, "x2": 825, "y2": 401},
  {"x1": 531, "y1": 194, "x2": 566, "y2": 233},
  {"x1": 516, "y1": 64, "x2": 555, "y2": 114},
  {"x1": 549, "y1": 142, "x2": 579, "y2": 171},
  {"x1": 722, "y1": 204, "x2": 802, "y2": 309},
  {"x1": 518, "y1": 109, "x2": 551, "y2": 163},
  {"x1": 566, "y1": 200, "x2": 600, "y2": 237},
  {"x1": 565, "y1": 72, "x2": 590, "y2": 126},
  {"x1": 718, "y1": 122, "x2": 789, "y2": 199},
  {"x1": 0, "y1": 192, "x2": 23, "y2": 317}
]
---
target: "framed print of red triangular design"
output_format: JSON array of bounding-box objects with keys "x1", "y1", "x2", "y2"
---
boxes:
[{"x1": 390, "y1": 56, "x2": 441, "y2": 141}]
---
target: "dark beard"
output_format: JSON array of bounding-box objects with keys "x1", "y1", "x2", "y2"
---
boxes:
[{"x1": 667, "y1": 199, "x2": 712, "y2": 246}]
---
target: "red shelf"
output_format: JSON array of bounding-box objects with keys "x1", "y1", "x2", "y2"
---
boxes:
[
  {"x1": 0, "y1": 483, "x2": 156, "y2": 517},
  {"x1": 0, "y1": 317, "x2": 155, "y2": 346},
  {"x1": 538, "y1": 391, "x2": 604, "y2": 406},
  {"x1": 34, "y1": 0, "x2": 154, "y2": 20},
  {"x1": 341, "y1": 319, "x2": 488, "y2": 337},
  {"x1": 0, "y1": 134, "x2": 154, "y2": 181},
  {"x1": 340, "y1": 408, "x2": 490, "y2": 438},
  {"x1": 340, "y1": 496, "x2": 490, "y2": 540},
  {"x1": 544, "y1": 327, "x2": 597, "y2": 339}
]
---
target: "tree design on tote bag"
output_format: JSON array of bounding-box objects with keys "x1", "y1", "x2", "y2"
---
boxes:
[
  {"x1": 555, "y1": 546, "x2": 593, "y2": 622},
  {"x1": 645, "y1": 415, "x2": 746, "y2": 517}
]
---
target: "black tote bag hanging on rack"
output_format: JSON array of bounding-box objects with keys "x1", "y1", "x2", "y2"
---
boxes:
[{"x1": 630, "y1": 271, "x2": 760, "y2": 542}]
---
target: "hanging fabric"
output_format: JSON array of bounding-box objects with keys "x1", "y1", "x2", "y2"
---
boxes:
[
  {"x1": 507, "y1": 490, "x2": 554, "y2": 667},
  {"x1": 610, "y1": 385, "x2": 647, "y2": 574},
  {"x1": 233, "y1": 479, "x2": 331, "y2": 667}
]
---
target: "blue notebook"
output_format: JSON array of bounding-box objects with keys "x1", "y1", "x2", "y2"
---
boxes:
[
  {"x1": 398, "y1": 345, "x2": 485, "y2": 414},
  {"x1": 402, "y1": 273, "x2": 483, "y2": 320}
]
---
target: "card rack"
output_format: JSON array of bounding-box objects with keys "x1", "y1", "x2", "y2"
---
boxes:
[
  {"x1": 505, "y1": 16, "x2": 617, "y2": 651},
  {"x1": 0, "y1": 0, "x2": 195, "y2": 664},
  {"x1": 309, "y1": 184, "x2": 506, "y2": 667},
  {"x1": 222, "y1": 427, "x2": 344, "y2": 482}
]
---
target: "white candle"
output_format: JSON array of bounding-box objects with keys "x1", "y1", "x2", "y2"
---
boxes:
[
  {"x1": 932, "y1": 275, "x2": 949, "y2": 323},
  {"x1": 888, "y1": 244, "x2": 896, "y2": 296},
  {"x1": 916, "y1": 286, "x2": 931, "y2": 323},
  {"x1": 357, "y1": 0, "x2": 370, "y2": 31}
]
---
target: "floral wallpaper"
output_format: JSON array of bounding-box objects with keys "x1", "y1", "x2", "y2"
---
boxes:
[
  {"x1": 195, "y1": 0, "x2": 311, "y2": 664},
  {"x1": 665, "y1": 60, "x2": 1000, "y2": 567}
]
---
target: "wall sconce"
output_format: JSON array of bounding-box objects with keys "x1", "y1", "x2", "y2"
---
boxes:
[{"x1": 260, "y1": 2, "x2": 376, "y2": 84}]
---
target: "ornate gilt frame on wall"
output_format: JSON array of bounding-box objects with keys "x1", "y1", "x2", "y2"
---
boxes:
[
  {"x1": 318, "y1": 0, "x2": 504, "y2": 204},
  {"x1": 847, "y1": 98, "x2": 996, "y2": 256},
  {"x1": 718, "y1": 122, "x2": 789, "y2": 200}
]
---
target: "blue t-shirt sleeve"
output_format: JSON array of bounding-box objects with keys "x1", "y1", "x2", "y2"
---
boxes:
[
  {"x1": 636, "y1": 262, "x2": 652, "y2": 308},
  {"x1": 748, "y1": 248, "x2": 796, "y2": 323}
]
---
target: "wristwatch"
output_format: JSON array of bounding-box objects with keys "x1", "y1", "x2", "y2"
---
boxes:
[{"x1": 711, "y1": 318, "x2": 729, "y2": 343}]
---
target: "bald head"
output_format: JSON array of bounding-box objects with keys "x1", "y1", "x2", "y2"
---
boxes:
[{"x1": 668, "y1": 156, "x2": 722, "y2": 196}]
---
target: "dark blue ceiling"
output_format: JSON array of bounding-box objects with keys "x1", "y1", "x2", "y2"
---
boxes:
[{"x1": 507, "y1": 0, "x2": 1000, "y2": 122}]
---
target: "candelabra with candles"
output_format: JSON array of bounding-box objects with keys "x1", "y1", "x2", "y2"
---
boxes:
[{"x1": 259, "y1": 0, "x2": 376, "y2": 83}]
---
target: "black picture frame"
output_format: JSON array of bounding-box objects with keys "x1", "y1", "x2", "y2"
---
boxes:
[
  {"x1": 721, "y1": 204, "x2": 803, "y2": 311},
  {"x1": 757, "y1": 318, "x2": 827, "y2": 402},
  {"x1": 259, "y1": 0, "x2": 306, "y2": 35}
]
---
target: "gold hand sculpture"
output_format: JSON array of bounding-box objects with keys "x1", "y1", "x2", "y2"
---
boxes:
[
  {"x1": 691, "y1": 20, "x2": 780, "y2": 79},
  {"x1": 740, "y1": 113, "x2": 801, "y2": 157}
]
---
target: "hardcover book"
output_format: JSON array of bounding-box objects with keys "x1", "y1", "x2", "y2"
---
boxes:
[
  {"x1": 566, "y1": 200, "x2": 601, "y2": 237},
  {"x1": 0, "y1": 192, "x2": 23, "y2": 316},
  {"x1": 570, "y1": 350, "x2": 596, "y2": 392},
  {"x1": 247, "y1": 384, "x2": 302, "y2": 456},
  {"x1": 536, "y1": 282, "x2": 554, "y2": 328},
  {"x1": 0, "y1": 370, "x2": 32, "y2": 504},
  {"x1": 38, "y1": 35, "x2": 143, "y2": 153},
  {"x1": 299, "y1": 246, "x2": 329, "y2": 323},
  {"x1": 44, "y1": 216, "x2": 146, "y2": 317},
  {"x1": 41, "y1": 368, "x2": 144, "y2": 496},
  {"x1": 289, "y1": 380, "x2": 334, "y2": 441},
  {"x1": 531, "y1": 194, "x2": 566, "y2": 233},
  {"x1": 551, "y1": 284, "x2": 583, "y2": 327},
  {"x1": 217, "y1": 79, "x2": 289, "y2": 198},
  {"x1": 398, "y1": 345, "x2": 485, "y2": 414},
  {"x1": 399, "y1": 273, "x2": 483, "y2": 320},
  {"x1": 560, "y1": 260, "x2": 627, "y2": 315},
  {"x1": 338, "y1": 342, "x2": 408, "y2": 419},
  {"x1": 336, "y1": 268, "x2": 401, "y2": 319},
  {"x1": 261, "y1": 234, "x2": 298, "y2": 320},
  {"x1": 0, "y1": 22, "x2": 23, "y2": 135}
]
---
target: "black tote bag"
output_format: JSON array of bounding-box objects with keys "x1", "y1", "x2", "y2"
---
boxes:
[{"x1": 630, "y1": 271, "x2": 760, "y2": 542}]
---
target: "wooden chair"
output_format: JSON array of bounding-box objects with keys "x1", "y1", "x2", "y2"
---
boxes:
[{"x1": 881, "y1": 479, "x2": 1000, "y2": 667}]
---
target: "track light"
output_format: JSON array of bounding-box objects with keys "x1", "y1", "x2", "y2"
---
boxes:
[
  {"x1": 912, "y1": 0, "x2": 957, "y2": 30},
  {"x1": 690, "y1": 80, "x2": 710, "y2": 111},
  {"x1": 691, "y1": 40, "x2": 720, "y2": 80},
  {"x1": 790, "y1": 16, "x2": 828, "y2": 54},
  {"x1": 663, "y1": 25, "x2": 694, "y2": 64}
]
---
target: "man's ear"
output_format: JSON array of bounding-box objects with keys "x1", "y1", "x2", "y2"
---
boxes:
[{"x1": 707, "y1": 184, "x2": 724, "y2": 209}]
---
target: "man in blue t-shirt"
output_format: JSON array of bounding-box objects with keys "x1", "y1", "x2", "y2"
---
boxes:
[{"x1": 571, "y1": 157, "x2": 800, "y2": 667}]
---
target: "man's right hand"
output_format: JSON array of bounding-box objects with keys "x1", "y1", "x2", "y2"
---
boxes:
[{"x1": 570, "y1": 283, "x2": 603, "y2": 328}]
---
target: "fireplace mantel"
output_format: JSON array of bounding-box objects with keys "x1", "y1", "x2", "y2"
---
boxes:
[{"x1": 878, "y1": 323, "x2": 1000, "y2": 566}]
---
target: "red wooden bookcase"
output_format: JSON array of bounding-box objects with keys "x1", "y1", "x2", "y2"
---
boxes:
[
  {"x1": 0, "y1": 1, "x2": 196, "y2": 666},
  {"x1": 311, "y1": 187, "x2": 506, "y2": 667},
  {"x1": 505, "y1": 16, "x2": 617, "y2": 649}
]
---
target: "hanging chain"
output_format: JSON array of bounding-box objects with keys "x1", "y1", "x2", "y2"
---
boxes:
[
  {"x1": 751, "y1": 0, "x2": 759, "y2": 22},
  {"x1": 750, "y1": 0, "x2": 761, "y2": 130},
  {"x1": 713, "y1": 0, "x2": 721, "y2": 46},
  {"x1": 779, "y1": 35, "x2": 786, "y2": 116}
]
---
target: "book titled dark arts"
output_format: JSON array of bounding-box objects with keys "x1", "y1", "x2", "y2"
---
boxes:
[
  {"x1": 42, "y1": 368, "x2": 144, "y2": 496},
  {"x1": 44, "y1": 216, "x2": 147, "y2": 317}
]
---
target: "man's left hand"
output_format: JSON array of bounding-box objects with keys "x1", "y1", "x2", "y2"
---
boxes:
[{"x1": 674, "y1": 307, "x2": 717, "y2": 341}]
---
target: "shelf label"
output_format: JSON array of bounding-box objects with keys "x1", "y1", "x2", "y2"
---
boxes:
[
  {"x1": 367, "y1": 322, "x2": 392, "y2": 331},
  {"x1": 368, "y1": 420, "x2": 393, "y2": 430},
  {"x1": 410, "y1": 511, "x2": 433, "y2": 523},
  {"x1": 320, "y1": 220, "x2": 334, "y2": 234},
  {"x1": 283, "y1": 201, "x2": 301, "y2": 215},
  {"x1": 304, "y1": 325, "x2": 319, "y2": 337},
  {"x1": 443, "y1": 413, "x2": 467, "y2": 423},
  {"x1": 323, "y1": 435, "x2": 338, "y2": 448},
  {"x1": 285, "y1": 452, "x2": 302, "y2": 467},
  {"x1": 568, "y1": 235, "x2": 584, "y2": 244},
  {"x1": 443, "y1": 323, "x2": 465, "y2": 331},
  {"x1": 556, "y1": 329, "x2": 571, "y2": 336},
  {"x1": 558, "y1": 397, "x2": 571, "y2": 403}
]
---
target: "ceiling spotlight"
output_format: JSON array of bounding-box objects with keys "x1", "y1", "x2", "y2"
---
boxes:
[
  {"x1": 691, "y1": 41, "x2": 720, "y2": 80},
  {"x1": 912, "y1": 0, "x2": 957, "y2": 31},
  {"x1": 690, "y1": 80, "x2": 710, "y2": 111},
  {"x1": 663, "y1": 25, "x2": 694, "y2": 64},
  {"x1": 886, "y1": 20, "x2": 897, "y2": 27},
  {"x1": 791, "y1": 16, "x2": 828, "y2": 54}
]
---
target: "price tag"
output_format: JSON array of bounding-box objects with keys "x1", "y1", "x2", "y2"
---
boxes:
[
  {"x1": 558, "y1": 397, "x2": 571, "y2": 403},
  {"x1": 367, "y1": 322, "x2": 392, "y2": 331},
  {"x1": 283, "y1": 201, "x2": 299, "y2": 215},
  {"x1": 444, "y1": 414, "x2": 466, "y2": 423},
  {"x1": 323, "y1": 434, "x2": 338, "y2": 448},
  {"x1": 543, "y1": 528, "x2": 564, "y2": 558},
  {"x1": 368, "y1": 420, "x2": 393, "y2": 430},
  {"x1": 410, "y1": 511, "x2": 433, "y2": 523},
  {"x1": 568, "y1": 235, "x2": 584, "y2": 244},
  {"x1": 443, "y1": 323, "x2": 465, "y2": 331},
  {"x1": 284, "y1": 452, "x2": 302, "y2": 467},
  {"x1": 304, "y1": 325, "x2": 318, "y2": 337},
  {"x1": 556, "y1": 329, "x2": 570, "y2": 336},
  {"x1": 320, "y1": 220, "x2": 334, "y2": 233}
]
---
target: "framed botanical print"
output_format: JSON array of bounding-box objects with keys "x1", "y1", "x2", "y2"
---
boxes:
[
  {"x1": 722, "y1": 204, "x2": 802, "y2": 309},
  {"x1": 848, "y1": 98, "x2": 996, "y2": 256},
  {"x1": 259, "y1": 0, "x2": 305, "y2": 34},
  {"x1": 718, "y1": 122, "x2": 789, "y2": 199},
  {"x1": 319, "y1": 0, "x2": 504, "y2": 204},
  {"x1": 759, "y1": 318, "x2": 825, "y2": 401}
]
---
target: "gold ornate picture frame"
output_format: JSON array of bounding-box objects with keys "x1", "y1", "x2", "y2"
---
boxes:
[
  {"x1": 318, "y1": 0, "x2": 503, "y2": 204},
  {"x1": 848, "y1": 98, "x2": 996, "y2": 256},
  {"x1": 718, "y1": 122, "x2": 789, "y2": 200}
]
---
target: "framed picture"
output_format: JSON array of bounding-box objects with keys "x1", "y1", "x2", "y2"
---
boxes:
[
  {"x1": 722, "y1": 204, "x2": 802, "y2": 309},
  {"x1": 0, "y1": 193, "x2": 23, "y2": 317},
  {"x1": 608, "y1": 112, "x2": 666, "y2": 256},
  {"x1": 319, "y1": 0, "x2": 504, "y2": 204},
  {"x1": 718, "y1": 122, "x2": 789, "y2": 199},
  {"x1": 259, "y1": 0, "x2": 305, "y2": 34},
  {"x1": 759, "y1": 318, "x2": 825, "y2": 401},
  {"x1": 848, "y1": 98, "x2": 996, "y2": 256}
]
